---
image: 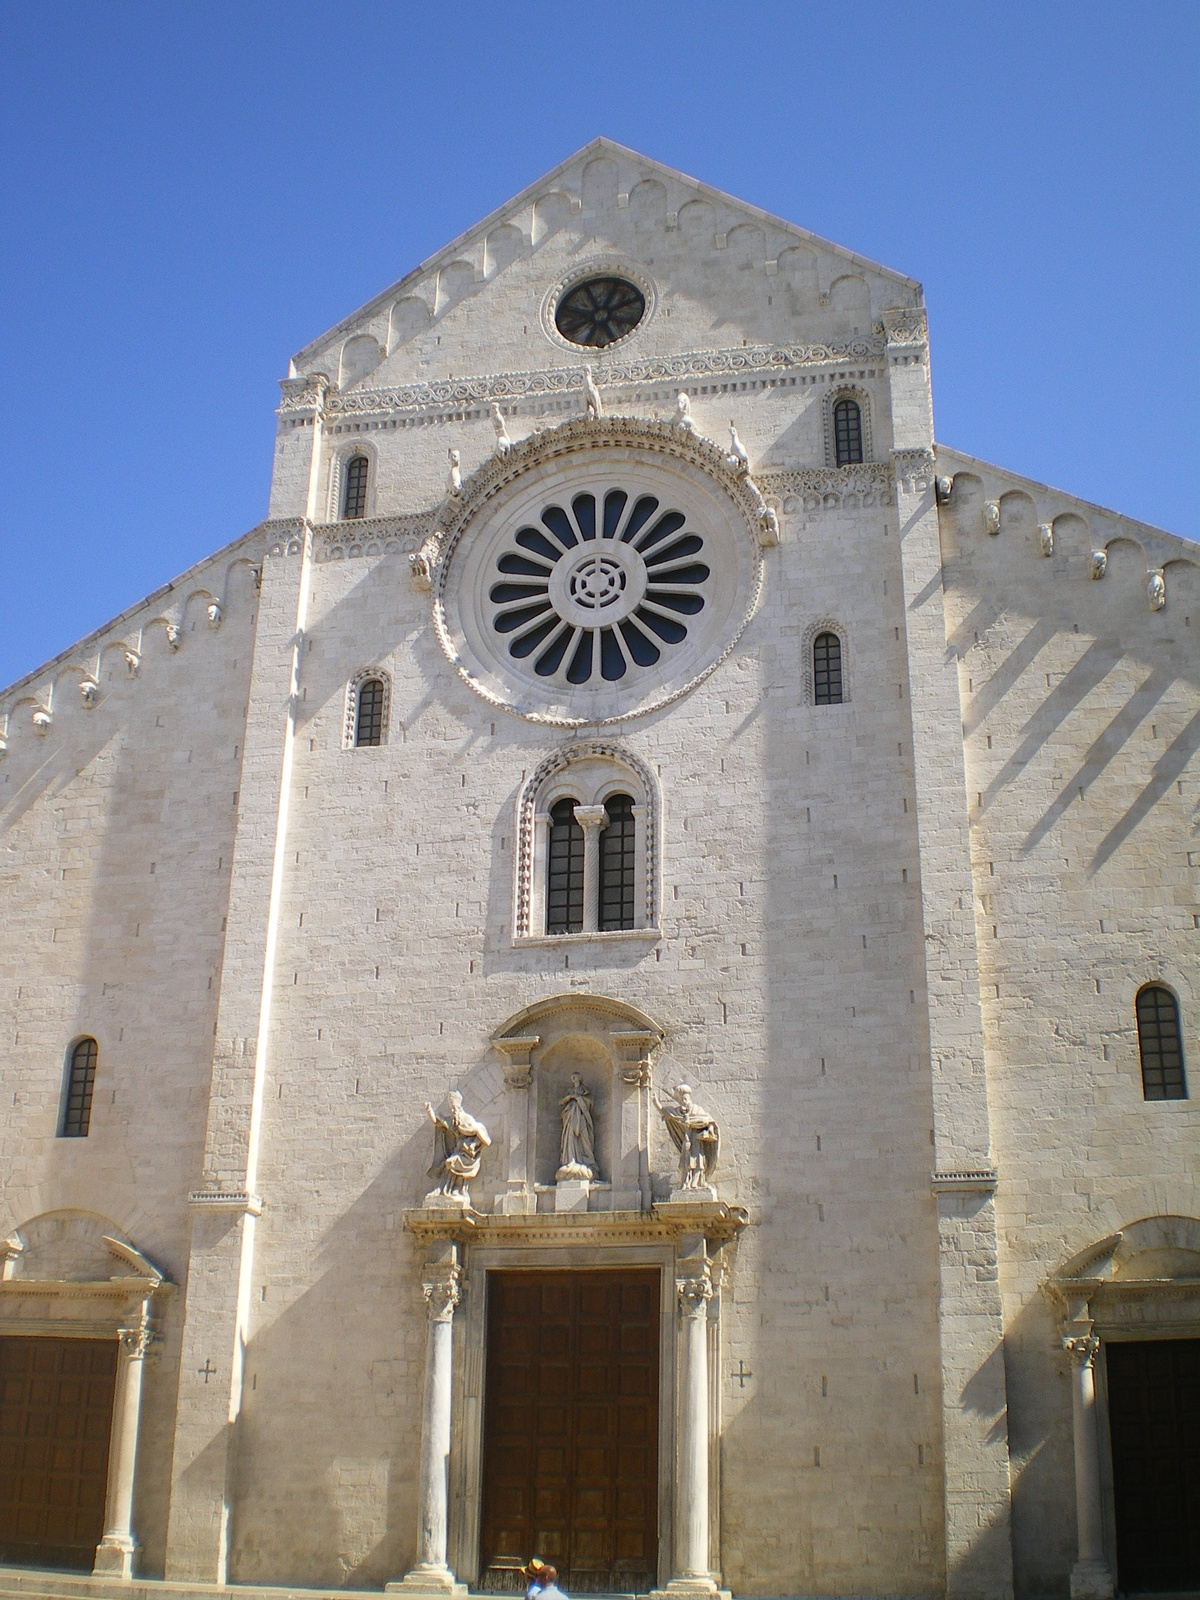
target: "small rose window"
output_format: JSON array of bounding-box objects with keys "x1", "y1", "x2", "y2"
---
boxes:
[
  {"x1": 488, "y1": 489, "x2": 710, "y2": 684},
  {"x1": 554, "y1": 277, "x2": 645, "y2": 347}
]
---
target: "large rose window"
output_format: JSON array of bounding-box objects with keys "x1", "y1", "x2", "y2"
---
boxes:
[
  {"x1": 435, "y1": 422, "x2": 762, "y2": 727},
  {"x1": 488, "y1": 490, "x2": 710, "y2": 684}
]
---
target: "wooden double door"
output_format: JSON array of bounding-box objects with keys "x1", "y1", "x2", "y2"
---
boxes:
[
  {"x1": 480, "y1": 1269, "x2": 660, "y2": 1594},
  {"x1": 1107, "y1": 1337, "x2": 1200, "y2": 1590},
  {"x1": 0, "y1": 1336, "x2": 117, "y2": 1570}
]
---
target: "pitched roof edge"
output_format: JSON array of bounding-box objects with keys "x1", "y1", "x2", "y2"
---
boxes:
[
  {"x1": 290, "y1": 136, "x2": 922, "y2": 370},
  {"x1": 0, "y1": 522, "x2": 275, "y2": 702},
  {"x1": 936, "y1": 443, "x2": 1196, "y2": 555}
]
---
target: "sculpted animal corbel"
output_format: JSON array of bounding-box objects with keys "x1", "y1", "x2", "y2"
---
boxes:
[
  {"x1": 409, "y1": 531, "x2": 444, "y2": 593},
  {"x1": 583, "y1": 366, "x2": 603, "y2": 418}
]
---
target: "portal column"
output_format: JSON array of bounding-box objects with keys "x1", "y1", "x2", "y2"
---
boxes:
[
  {"x1": 94, "y1": 1300, "x2": 156, "y2": 1577},
  {"x1": 655, "y1": 1243, "x2": 719, "y2": 1598},
  {"x1": 391, "y1": 1245, "x2": 467, "y2": 1597},
  {"x1": 574, "y1": 804, "x2": 608, "y2": 933},
  {"x1": 1064, "y1": 1328, "x2": 1114, "y2": 1600}
]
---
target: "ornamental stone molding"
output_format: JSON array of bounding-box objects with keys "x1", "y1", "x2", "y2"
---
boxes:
[
  {"x1": 822, "y1": 384, "x2": 874, "y2": 469},
  {"x1": 881, "y1": 307, "x2": 929, "y2": 348},
  {"x1": 800, "y1": 617, "x2": 851, "y2": 706},
  {"x1": 315, "y1": 511, "x2": 438, "y2": 565},
  {"x1": 890, "y1": 448, "x2": 936, "y2": 494},
  {"x1": 756, "y1": 464, "x2": 895, "y2": 517},
  {"x1": 513, "y1": 740, "x2": 660, "y2": 937},
  {"x1": 291, "y1": 336, "x2": 887, "y2": 421},
  {"x1": 430, "y1": 415, "x2": 765, "y2": 727}
]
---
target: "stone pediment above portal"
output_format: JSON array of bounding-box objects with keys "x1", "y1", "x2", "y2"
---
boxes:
[
  {"x1": 1050, "y1": 1215, "x2": 1200, "y2": 1338},
  {"x1": 2, "y1": 1209, "x2": 170, "y2": 1290}
]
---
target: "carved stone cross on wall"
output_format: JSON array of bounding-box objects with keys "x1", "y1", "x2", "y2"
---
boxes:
[
  {"x1": 732, "y1": 1359, "x2": 753, "y2": 1389},
  {"x1": 197, "y1": 1359, "x2": 217, "y2": 1384}
]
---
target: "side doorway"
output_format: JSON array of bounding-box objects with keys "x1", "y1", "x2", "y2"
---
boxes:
[
  {"x1": 0, "y1": 1335, "x2": 118, "y2": 1569},
  {"x1": 1106, "y1": 1338, "x2": 1200, "y2": 1591}
]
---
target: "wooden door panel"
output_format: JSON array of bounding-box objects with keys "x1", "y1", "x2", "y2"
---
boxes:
[
  {"x1": 481, "y1": 1269, "x2": 659, "y2": 1593},
  {"x1": 0, "y1": 1336, "x2": 116, "y2": 1570},
  {"x1": 1107, "y1": 1338, "x2": 1200, "y2": 1590}
]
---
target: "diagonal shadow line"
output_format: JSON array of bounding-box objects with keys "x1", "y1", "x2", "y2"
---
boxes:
[
  {"x1": 964, "y1": 616, "x2": 1059, "y2": 737},
  {"x1": 1090, "y1": 708, "x2": 1200, "y2": 876},
  {"x1": 909, "y1": 566, "x2": 944, "y2": 611},
  {"x1": 1022, "y1": 667, "x2": 1174, "y2": 856},
  {"x1": 945, "y1": 596, "x2": 1001, "y2": 665},
  {"x1": 983, "y1": 637, "x2": 1123, "y2": 811}
]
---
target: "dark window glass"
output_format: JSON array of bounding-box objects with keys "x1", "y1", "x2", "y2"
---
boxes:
[
  {"x1": 599, "y1": 793, "x2": 637, "y2": 931},
  {"x1": 355, "y1": 677, "x2": 385, "y2": 747},
  {"x1": 813, "y1": 632, "x2": 843, "y2": 706},
  {"x1": 1136, "y1": 986, "x2": 1186, "y2": 1099},
  {"x1": 554, "y1": 277, "x2": 645, "y2": 348},
  {"x1": 343, "y1": 455, "x2": 369, "y2": 520},
  {"x1": 62, "y1": 1038, "x2": 98, "y2": 1137},
  {"x1": 833, "y1": 398, "x2": 863, "y2": 466},
  {"x1": 547, "y1": 798, "x2": 585, "y2": 934}
]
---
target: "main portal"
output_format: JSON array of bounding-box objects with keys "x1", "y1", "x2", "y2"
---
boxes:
[{"x1": 479, "y1": 1269, "x2": 660, "y2": 1594}]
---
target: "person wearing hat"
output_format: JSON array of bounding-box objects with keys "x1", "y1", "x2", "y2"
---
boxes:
[
  {"x1": 531, "y1": 1564, "x2": 567, "y2": 1600},
  {"x1": 522, "y1": 1558, "x2": 548, "y2": 1600}
]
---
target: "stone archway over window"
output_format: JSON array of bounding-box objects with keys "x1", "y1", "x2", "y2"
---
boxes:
[
  {"x1": 0, "y1": 1211, "x2": 172, "y2": 1577},
  {"x1": 513, "y1": 744, "x2": 660, "y2": 940}
]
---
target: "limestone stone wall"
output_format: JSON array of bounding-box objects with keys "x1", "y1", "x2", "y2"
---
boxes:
[
  {"x1": 937, "y1": 449, "x2": 1200, "y2": 1596},
  {"x1": 0, "y1": 541, "x2": 263, "y2": 1570}
]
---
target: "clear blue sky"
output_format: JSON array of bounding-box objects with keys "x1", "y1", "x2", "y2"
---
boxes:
[{"x1": 2, "y1": 1, "x2": 1196, "y2": 689}]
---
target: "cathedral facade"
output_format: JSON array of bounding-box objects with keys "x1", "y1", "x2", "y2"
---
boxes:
[{"x1": 1, "y1": 141, "x2": 1198, "y2": 1600}]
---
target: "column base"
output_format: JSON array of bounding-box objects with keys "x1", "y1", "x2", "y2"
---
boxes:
[
  {"x1": 1070, "y1": 1559, "x2": 1115, "y2": 1600},
  {"x1": 650, "y1": 1581, "x2": 729, "y2": 1600},
  {"x1": 386, "y1": 1565, "x2": 468, "y2": 1597},
  {"x1": 94, "y1": 1534, "x2": 139, "y2": 1578}
]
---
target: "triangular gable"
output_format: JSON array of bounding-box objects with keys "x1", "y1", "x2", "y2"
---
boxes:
[{"x1": 290, "y1": 136, "x2": 922, "y2": 377}]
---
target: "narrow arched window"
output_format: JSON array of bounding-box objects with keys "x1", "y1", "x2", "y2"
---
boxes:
[
  {"x1": 343, "y1": 455, "x2": 369, "y2": 520},
  {"x1": 833, "y1": 398, "x2": 863, "y2": 466},
  {"x1": 1136, "y1": 985, "x2": 1186, "y2": 1099},
  {"x1": 547, "y1": 798, "x2": 584, "y2": 934},
  {"x1": 813, "y1": 632, "x2": 843, "y2": 705},
  {"x1": 599, "y1": 793, "x2": 636, "y2": 931},
  {"x1": 354, "y1": 677, "x2": 385, "y2": 747},
  {"x1": 61, "y1": 1038, "x2": 98, "y2": 1137}
]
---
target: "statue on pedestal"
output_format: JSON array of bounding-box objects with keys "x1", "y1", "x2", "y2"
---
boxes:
[
  {"x1": 557, "y1": 1073, "x2": 598, "y2": 1181},
  {"x1": 654, "y1": 1083, "x2": 719, "y2": 1196},
  {"x1": 424, "y1": 1091, "x2": 491, "y2": 1206}
]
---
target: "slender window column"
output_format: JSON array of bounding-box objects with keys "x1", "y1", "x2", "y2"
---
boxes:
[
  {"x1": 94, "y1": 1301, "x2": 155, "y2": 1577},
  {"x1": 391, "y1": 1250, "x2": 467, "y2": 1597},
  {"x1": 1063, "y1": 1331, "x2": 1115, "y2": 1600},
  {"x1": 530, "y1": 812, "x2": 552, "y2": 934},
  {"x1": 574, "y1": 805, "x2": 609, "y2": 934}
]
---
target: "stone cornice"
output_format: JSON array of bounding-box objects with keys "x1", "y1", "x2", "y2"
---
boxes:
[
  {"x1": 404, "y1": 1201, "x2": 749, "y2": 1249},
  {"x1": 297, "y1": 336, "x2": 887, "y2": 421}
]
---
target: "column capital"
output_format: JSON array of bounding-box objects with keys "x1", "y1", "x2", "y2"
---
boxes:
[
  {"x1": 422, "y1": 1264, "x2": 463, "y2": 1323},
  {"x1": 1063, "y1": 1331, "x2": 1100, "y2": 1369},
  {"x1": 573, "y1": 803, "x2": 609, "y2": 831},
  {"x1": 493, "y1": 1034, "x2": 539, "y2": 1089},
  {"x1": 676, "y1": 1268, "x2": 713, "y2": 1318}
]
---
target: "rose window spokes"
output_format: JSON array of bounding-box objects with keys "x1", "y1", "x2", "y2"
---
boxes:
[
  {"x1": 554, "y1": 278, "x2": 646, "y2": 348},
  {"x1": 487, "y1": 489, "x2": 711, "y2": 685}
]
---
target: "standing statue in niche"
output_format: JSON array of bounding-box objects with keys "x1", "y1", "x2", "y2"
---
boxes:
[
  {"x1": 557, "y1": 1073, "x2": 598, "y2": 1181},
  {"x1": 654, "y1": 1083, "x2": 720, "y2": 1196},
  {"x1": 424, "y1": 1091, "x2": 491, "y2": 1206}
]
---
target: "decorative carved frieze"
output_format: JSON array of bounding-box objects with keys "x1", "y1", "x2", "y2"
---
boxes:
[
  {"x1": 930, "y1": 1167, "x2": 998, "y2": 1194},
  {"x1": 305, "y1": 336, "x2": 886, "y2": 421},
  {"x1": 881, "y1": 307, "x2": 929, "y2": 347},
  {"x1": 757, "y1": 464, "x2": 895, "y2": 518},
  {"x1": 890, "y1": 448, "x2": 936, "y2": 494},
  {"x1": 315, "y1": 512, "x2": 437, "y2": 566}
]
